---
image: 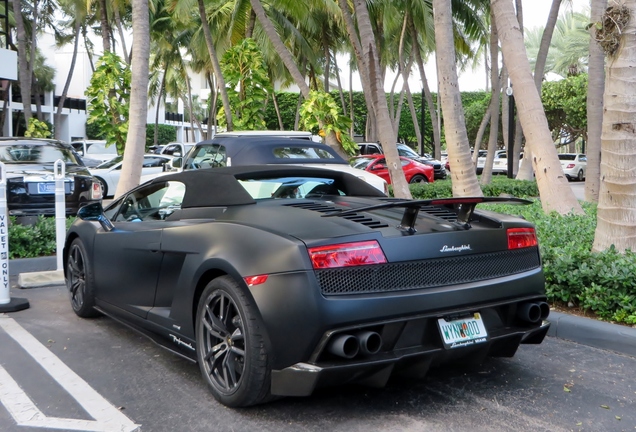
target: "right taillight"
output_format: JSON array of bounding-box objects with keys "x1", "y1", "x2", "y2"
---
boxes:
[{"x1": 507, "y1": 228, "x2": 538, "y2": 249}]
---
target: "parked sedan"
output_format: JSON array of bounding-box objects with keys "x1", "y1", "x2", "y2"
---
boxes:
[
  {"x1": 90, "y1": 154, "x2": 172, "y2": 198},
  {"x1": 558, "y1": 153, "x2": 587, "y2": 181},
  {"x1": 65, "y1": 165, "x2": 549, "y2": 407},
  {"x1": 358, "y1": 142, "x2": 447, "y2": 179},
  {"x1": 351, "y1": 155, "x2": 434, "y2": 184},
  {"x1": 0, "y1": 138, "x2": 102, "y2": 217}
]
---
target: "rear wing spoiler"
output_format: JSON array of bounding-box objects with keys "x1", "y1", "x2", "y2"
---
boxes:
[{"x1": 323, "y1": 197, "x2": 533, "y2": 233}]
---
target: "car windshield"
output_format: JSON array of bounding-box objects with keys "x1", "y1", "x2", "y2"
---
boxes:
[
  {"x1": 351, "y1": 157, "x2": 374, "y2": 170},
  {"x1": 238, "y1": 176, "x2": 343, "y2": 199},
  {"x1": 558, "y1": 154, "x2": 576, "y2": 161},
  {"x1": 86, "y1": 142, "x2": 118, "y2": 155},
  {"x1": 272, "y1": 147, "x2": 336, "y2": 160},
  {"x1": 95, "y1": 155, "x2": 124, "y2": 169},
  {"x1": 397, "y1": 145, "x2": 419, "y2": 158},
  {"x1": 0, "y1": 144, "x2": 81, "y2": 165}
]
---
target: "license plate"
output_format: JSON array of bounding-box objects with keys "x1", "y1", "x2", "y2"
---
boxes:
[
  {"x1": 437, "y1": 313, "x2": 488, "y2": 349},
  {"x1": 37, "y1": 182, "x2": 56, "y2": 194}
]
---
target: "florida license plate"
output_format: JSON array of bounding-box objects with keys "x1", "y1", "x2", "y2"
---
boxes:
[{"x1": 437, "y1": 313, "x2": 488, "y2": 349}]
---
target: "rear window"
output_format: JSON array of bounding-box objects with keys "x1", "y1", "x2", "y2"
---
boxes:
[
  {"x1": 238, "y1": 176, "x2": 343, "y2": 199},
  {"x1": 272, "y1": 147, "x2": 336, "y2": 160},
  {"x1": 558, "y1": 154, "x2": 576, "y2": 161}
]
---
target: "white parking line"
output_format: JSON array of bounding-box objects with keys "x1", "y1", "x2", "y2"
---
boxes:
[{"x1": 0, "y1": 315, "x2": 140, "y2": 431}]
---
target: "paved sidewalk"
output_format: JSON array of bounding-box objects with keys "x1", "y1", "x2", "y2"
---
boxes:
[{"x1": 8, "y1": 257, "x2": 636, "y2": 358}]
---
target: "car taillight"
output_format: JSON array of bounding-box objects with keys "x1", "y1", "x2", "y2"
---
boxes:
[
  {"x1": 244, "y1": 274, "x2": 268, "y2": 286},
  {"x1": 91, "y1": 181, "x2": 102, "y2": 200},
  {"x1": 507, "y1": 228, "x2": 538, "y2": 249},
  {"x1": 566, "y1": 163, "x2": 575, "y2": 169},
  {"x1": 308, "y1": 240, "x2": 387, "y2": 269}
]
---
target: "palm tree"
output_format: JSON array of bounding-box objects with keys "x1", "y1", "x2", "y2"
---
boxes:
[
  {"x1": 586, "y1": 0, "x2": 607, "y2": 203},
  {"x1": 12, "y1": 0, "x2": 33, "y2": 125},
  {"x1": 492, "y1": 0, "x2": 582, "y2": 215},
  {"x1": 115, "y1": 0, "x2": 149, "y2": 197},
  {"x1": 433, "y1": 0, "x2": 482, "y2": 197},
  {"x1": 592, "y1": 0, "x2": 636, "y2": 252}
]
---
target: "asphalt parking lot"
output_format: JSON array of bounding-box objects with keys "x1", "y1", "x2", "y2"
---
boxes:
[{"x1": 1, "y1": 263, "x2": 635, "y2": 432}]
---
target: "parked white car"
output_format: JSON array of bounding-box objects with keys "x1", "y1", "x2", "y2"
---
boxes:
[
  {"x1": 559, "y1": 153, "x2": 587, "y2": 181},
  {"x1": 492, "y1": 151, "x2": 523, "y2": 175},
  {"x1": 71, "y1": 140, "x2": 119, "y2": 164},
  {"x1": 90, "y1": 154, "x2": 172, "y2": 197}
]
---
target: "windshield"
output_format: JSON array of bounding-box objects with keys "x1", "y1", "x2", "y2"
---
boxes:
[
  {"x1": 0, "y1": 144, "x2": 81, "y2": 165},
  {"x1": 86, "y1": 142, "x2": 118, "y2": 155},
  {"x1": 351, "y1": 157, "x2": 374, "y2": 170},
  {"x1": 397, "y1": 145, "x2": 419, "y2": 158},
  {"x1": 95, "y1": 155, "x2": 124, "y2": 169}
]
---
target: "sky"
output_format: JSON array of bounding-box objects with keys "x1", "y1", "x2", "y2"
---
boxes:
[{"x1": 339, "y1": 0, "x2": 589, "y2": 93}]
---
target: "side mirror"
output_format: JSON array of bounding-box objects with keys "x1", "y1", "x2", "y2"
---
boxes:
[
  {"x1": 372, "y1": 164, "x2": 386, "y2": 170},
  {"x1": 172, "y1": 157, "x2": 183, "y2": 169},
  {"x1": 77, "y1": 202, "x2": 114, "y2": 232}
]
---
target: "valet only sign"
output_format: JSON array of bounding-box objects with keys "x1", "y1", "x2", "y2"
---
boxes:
[{"x1": 0, "y1": 162, "x2": 29, "y2": 312}]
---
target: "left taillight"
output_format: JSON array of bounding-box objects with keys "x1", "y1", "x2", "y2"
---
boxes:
[
  {"x1": 91, "y1": 181, "x2": 102, "y2": 200},
  {"x1": 507, "y1": 228, "x2": 538, "y2": 249},
  {"x1": 308, "y1": 240, "x2": 387, "y2": 269}
]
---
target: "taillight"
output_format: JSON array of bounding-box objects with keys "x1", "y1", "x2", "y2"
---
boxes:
[
  {"x1": 566, "y1": 163, "x2": 575, "y2": 169},
  {"x1": 91, "y1": 182, "x2": 102, "y2": 200},
  {"x1": 507, "y1": 228, "x2": 538, "y2": 249},
  {"x1": 308, "y1": 240, "x2": 387, "y2": 269},
  {"x1": 244, "y1": 274, "x2": 268, "y2": 286}
]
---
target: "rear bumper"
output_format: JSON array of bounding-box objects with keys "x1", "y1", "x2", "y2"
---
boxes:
[{"x1": 271, "y1": 320, "x2": 550, "y2": 396}]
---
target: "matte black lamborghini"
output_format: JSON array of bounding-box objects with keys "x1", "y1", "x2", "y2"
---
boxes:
[{"x1": 64, "y1": 165, "x2": 550, "y2": 407}]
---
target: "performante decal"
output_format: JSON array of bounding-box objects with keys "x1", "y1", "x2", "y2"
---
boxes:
[{"x1": 169, "y1": 334, "x2": 195, "y2": 351}]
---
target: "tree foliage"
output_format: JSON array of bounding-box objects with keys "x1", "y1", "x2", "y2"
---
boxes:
[
  {"x1": 85, "y1": 52, "x2": 131, "y2": 154},
  {"x1": 218, "y1": 38, "x2": 271, "y2": 130},
  {"x1": 541, "y1": 74, "x2": 588, "y2": 146},
  {"x1": 300, "y1": 90, "x2": 357, "y2": 155}
]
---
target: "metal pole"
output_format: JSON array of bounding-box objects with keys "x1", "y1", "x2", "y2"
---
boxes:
[
  {"x1": 420, "y1": 91, "x2": 425, "y2": 156},
  {"x1": 54, "y1": 160, "x2": 66, "y2": 271},
  {"x1": 0, "y1": 162, "x2": 29, "y2": 312}
]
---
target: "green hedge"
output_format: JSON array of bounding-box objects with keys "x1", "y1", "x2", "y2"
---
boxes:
[{"x1": 8, "y1": 216, "x2": 74, "y2": 259}]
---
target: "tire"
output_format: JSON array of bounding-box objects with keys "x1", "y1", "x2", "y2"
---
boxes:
[
  {"x1": 195, "y1": 276, "x2": 272, "y2": 407},
  {"x1": 95, "y1": 176, "x2": 108, "y2": 198},
  {"x1": 409, "y1": 174, "x2": 428, "y2": 184},
  {"x1": 577, "y1": 169, "x2": 584, "y2": 181},
  {"x1": 66, "y1": 238, "x2": 100, "y2": 318}
]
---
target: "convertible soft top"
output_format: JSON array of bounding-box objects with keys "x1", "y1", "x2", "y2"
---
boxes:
[{"x1": 153, "y1": 165, "x2": 385, "y2": 208}]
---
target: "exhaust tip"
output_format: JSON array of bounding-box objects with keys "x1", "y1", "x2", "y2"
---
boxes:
[
  {"x1": 356, "y1": 331, "x2": 382, "y2": 355},
  {"x1": 328, "y1": 334, "x2": 359, "y2": 359},
  {"x1": 517, "y1": 302, "x2": 541, "y2": 323},
  {"x1": 538, "y1": 301, "x2": 550, "y2": 320}
]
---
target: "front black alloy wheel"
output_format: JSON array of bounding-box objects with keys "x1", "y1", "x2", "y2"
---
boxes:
[
  {"x1": 196, "y1": 276, "x2": 272, "y2": 407},
  {"x1": 409, "y1": 174, "x2": 428, "y2": 184},
  {"x1": 66, "y1": 238, "x2": 100, "y2": 318}
]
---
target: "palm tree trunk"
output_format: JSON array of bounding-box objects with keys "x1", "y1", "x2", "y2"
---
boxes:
[
  {"x1": 198, "y1": 0, "x2": 233, "y2": 131},
  {"x1": 481, "y1": 10, "x2": 501, "y2": 185},
  {"x1": 115, "y1": 0, "x2": 149, "y2": 198},
  {"x1": 492, "y1": 0, "x2": 583, "y2": 215},
  {"x1": 113, "y1": 6, "x2": 130, "y2": 64},
  {"x1": 272, "y1": 92, "x2": 284, "y2": 130},
  {"x1": 433, "y1": 0, "x2": 482, "y2": 197},
  {"x1": 405, "y1": 85, "x2": 422, "y2": 151},
  {"x1": 592, "y1": 0, "x2": 636, "y2": 251},
  {"x1": 353, "y1": 0, "x2": 411, "y2": 198},
  {"x1": 12, "y1": 0, "x2": 32, "y2": 124},
  {"x1": 99, "y1": 0, "x2": 111, "y2": 53},
  {"x1": 585, "y1": 0, "x2": 607, "y2": 203},
  {"x1": 55, "y1": 18, "x2": 82, "y2": 139},
  {"x1": 333, "y1": 55, "x2": 347, "y2": 115},
  {"x1": 473, "y1": 109, "x2": 491, "y2": 163}
]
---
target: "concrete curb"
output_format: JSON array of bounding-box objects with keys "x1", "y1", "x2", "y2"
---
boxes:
[
  {"x1": 17, "y1": 270, "x2": 65, "y2": 288},
  {"x1": 547, "y1": 311, "x2": 636, "y2": 357}
]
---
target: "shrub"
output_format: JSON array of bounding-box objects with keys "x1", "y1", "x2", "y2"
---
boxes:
[{"x1": 8, "y1": 216, "x2": 75, "y2": 259}]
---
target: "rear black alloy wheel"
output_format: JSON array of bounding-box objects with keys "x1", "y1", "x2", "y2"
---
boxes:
[
  {"x1": 196, "y1": 276, "x2": 271, "y2": 407},
  {"x1": 66, "y1": 238, "x2": 100, "y2": 318},
  {"x1": 577, "y1": 169, "x2": 584, "y2": 181},
  {"x1": 409, "y1": 174, "x2": 428, "y2": 184}
]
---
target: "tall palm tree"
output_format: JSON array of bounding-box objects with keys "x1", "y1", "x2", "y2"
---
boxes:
[
  {"x1": 592, "y1": 0, "x2": 636, "y2": 251},
  {"x1": 433, "y1": 0, "x2": 482, "y2": 197},
  {"x1": 586, "y1": 0, "x2": 607, "y2": 203},
  {"x1": 115, "y1": 0, "x2": 150, "y2": 197},
  {"x1": 492, "y1": 0, "x2": 582, "y2": 215},
  {"x1": 12, "y1": 0, "x2": 33, "y2": 125}
]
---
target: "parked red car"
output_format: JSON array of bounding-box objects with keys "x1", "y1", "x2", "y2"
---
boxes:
[{"x1": 351, "y1": 155, "x2": 434, "y2": 184}]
